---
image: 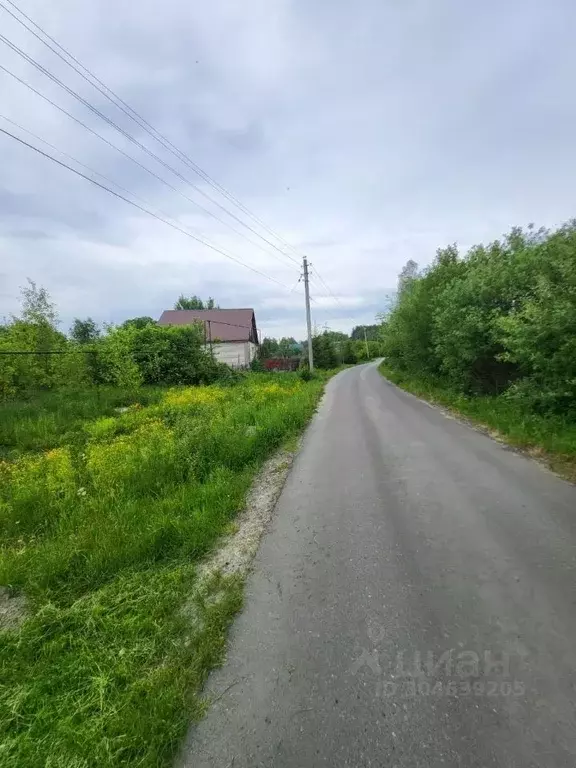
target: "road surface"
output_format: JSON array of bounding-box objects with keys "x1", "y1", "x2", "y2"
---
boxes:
[{"x1": 181, "y1": 362, "x2": 576, "y2": 767}]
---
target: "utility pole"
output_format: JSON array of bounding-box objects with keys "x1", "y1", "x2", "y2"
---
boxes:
[
  {"x1": 303, "y1": 256, "x2": 314, "y2": 371},
  {"x1": 363, "y1": 327, "x2": 370, "y2": 360}
]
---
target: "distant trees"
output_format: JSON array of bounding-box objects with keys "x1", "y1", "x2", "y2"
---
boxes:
[
  {"x1": 71, "y1": 318, "x2": 100, "y2": 344},
  {"x1": 277, "y1": 337, "x2": 299, "y2": 358},
  {"x1": 259, "y1": 337, "x2": 300, "y2": 360},
  {"x1": 174, "y1": 295, "x2": 218, "y2": 310},
  {"x1": 381, "y1": 223, "x2": 576, "y2": 414},
  {"x1": 351, "y1": 325, "x2": 380, "y2": 342},
  {"x1": 260, "y1": 327, "x2": 383, "y2": 369},
  {"x1": 311, "y1": 332, "x2": 338, "y2": 369},
  {"x1": 259, "y1": 337, "x2": 280, "y2": 359},
  {"x1": 119, "y1": 316, "x2": 156, "y2": 330}
]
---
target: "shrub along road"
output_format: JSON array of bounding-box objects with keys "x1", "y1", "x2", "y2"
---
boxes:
[{"x1": 183, "y1": 361, "x2": 576, "y2": 767}]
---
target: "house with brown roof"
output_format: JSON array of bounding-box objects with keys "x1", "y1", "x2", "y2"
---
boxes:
[{"x1": 157, "y1": 308, "x2": 259, "y2": 369}]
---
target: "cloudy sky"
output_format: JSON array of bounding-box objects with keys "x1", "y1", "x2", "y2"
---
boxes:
[{"x1": 1, "y1": 0, "x2": 575, "y2": 340}]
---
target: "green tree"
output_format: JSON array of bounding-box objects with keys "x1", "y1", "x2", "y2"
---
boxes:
[
  {"x1": 397, "y1": 259, "x2": 419, "y2": 296},
  {"x1": 341, "y1": 338, "x2": 357, "y2": 364},
  {"x1": 98, "y1": 322, "x2": 220, "y2": 387},
  {"x1": 0, "y1": 281, "x2": 71, "y2": 397},
  {"x1": 174, "y1": 295, "x2": 218, "y2": 310},
  {"x1": 259, "y1": 337, "x2": 280, "y2": 359},
  {"x1": 70, "y1": 318, "x2": 100, "y2": 344},
  {"x1": 20, "y1": 279, "x2": 59, "y2": 327},
  {"x1": 312, "y1": 331, "x2": 338, "y2": 369},
  {"x1": 277, "y1": 337, "x2": 299, "y2": 358},
  {"x1": 120, "y1": 316, "x2": 155, "y2": 330},
  {"x1": 381, "y1": 223, "x2": 576, "y2": 410},
  {"x1": 351, "y1": 325, "x2": 380, "y2": 342}
]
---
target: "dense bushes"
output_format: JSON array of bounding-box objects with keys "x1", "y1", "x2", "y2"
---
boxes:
[
  {"x1": 0, "y1": 285, "x2": 229, "y2": 398},
  {"x1": 382, "y1": 223, "x2": 576, "y2": 415},
  {"x1": 96, "y1": 323, "x2": 224, "y2": 387}
]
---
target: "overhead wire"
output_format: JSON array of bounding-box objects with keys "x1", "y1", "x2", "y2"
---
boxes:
[
  {"x1": 0, "y1": 3, "x2": 344, "y2": 309},
  {"x1": 0, "y1": 61, "x2": 299, "y2": 274},
  {"x1": 0, "y1": 0, "x2": 304, "y2": 266},
  {"x1": 0, "y1": 0, "x2": 343, "y2": 318},
  {"x1": 0, "y1": 113, "x2": 181, "y2": 216},
  {"x1": 0, "y1": 113, "x2": 295, "y2": 297},
  {"x1": 0, "y1": 31, "x2": 301, "y2": 273},
  {"x1": 0, "y1": 126, "x2": 293, "y2": 290},
  {"x1": 309, "y1": 264, "x2": 343, "y2": 307}
]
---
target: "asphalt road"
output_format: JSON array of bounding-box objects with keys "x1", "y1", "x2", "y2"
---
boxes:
[{"x1": 181, "y1": 362, "x2": 576, "y2": 768}]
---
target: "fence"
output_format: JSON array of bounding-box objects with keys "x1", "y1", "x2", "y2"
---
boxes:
[{"x1": 263, "y1": 357, "x2": 300, "y2": 372}]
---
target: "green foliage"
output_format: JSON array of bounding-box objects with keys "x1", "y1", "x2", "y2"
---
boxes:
[
  {"x1": 0, "y1": 286, "x2": 241, "y2": 400},
  {"x1": 340, "y1": 339, "x2": 357, "y2": 364},
  {"x1": 174, "y1": 295, "x2": 217, "y2": 310},
  {"x1": 20, "y1": 279, "x2": 59, "y2": 327},
  {"x1": 397, "y1": 258, "x2": 419, "y2": 296},
  {"x1": 312, "y1": 331, "x2": 338, "y2": 369},
  {"x1": 119, "y1": 316, "x2": 155, "y2": 330},
  {"x1": 105, "y1": 323, "x2": 218, "y2": 387},
  {"x1": 0, "y1": 281, "x2": 73, "y2": 399},
  {"x1": 70, "y1": 317, "x2": 100, "y2": 344},
  {"x1": 350, "y1": 324, "x2": 380, "y2": 342},
  {"x1": 0, "y1": 374, "x2": 327, "y2": 767},
  {"x1": 259, "y1": 337, "x2": 279, "y2": 359},
  {"x1": 277, "y1": 337, "x2": 300, "y2": 358},
  {"x1": 353, "y1": 339, "x2": 382, "y2": 361},
  {"x1": 250, "y1": 356, "x2": 265, "y2": 372},
  {"x1": 0, "y1": 387, "x2": 165, "y2": 459},
  {"x1": 321, "y1": 330, "x2": 348, "y2": 344},
  {"x1": 382, "y1": 223, "x2": 576, "y2": 413}
]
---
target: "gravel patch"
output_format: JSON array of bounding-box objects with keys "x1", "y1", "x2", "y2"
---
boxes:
[
  {"x1": 199, "y1": 446, "x2": 296, "y2": 582},
  {"x1": 0, "y1": 587, "x2": 28, "y2": 632}
]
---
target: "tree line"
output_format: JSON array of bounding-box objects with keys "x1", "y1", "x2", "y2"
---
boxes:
[
  {"x1": 0, "y1": 282, "x2": 385, "y2": 398},
  {"x1": 260, "y1": 328, "x2": 383, "y2": 369},
  {"x1": 381, "y1": 223, "x2": 576, "y2": 416},
  {"x1": 0, "y1": 287, "x2": 232, "y2": 398}
]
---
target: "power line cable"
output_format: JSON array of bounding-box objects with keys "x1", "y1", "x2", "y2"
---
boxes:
[
  {"x1": 0, "y1": 113, "x2": 289, "y2": 294},
  {"x1": 0, "y1": 113, "x2": 176, "y2": 215},
  {"x1": 0, "y1": 126, "x2": 293, "y2": 290},
  {"x1": 0, "y1": 0, "x2": 304, "y2": 265},
  {"x1": 1, "y1": 6, "x2": 338, "y2": 303},
  {"x1": 0, "y1": 27, "x2": 296, "y2": 272},
  {"x1": 310, "y1": 264, "x2": 343, "y2": 307},
  {"x1": 0, "y1": 32, "x2": 300, "y2": 273},
  {"x1": 0, "y1": 62, "x2": 299, "y2": 273}
]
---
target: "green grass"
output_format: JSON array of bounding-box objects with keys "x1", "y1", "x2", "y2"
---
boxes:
[
  {"x1": 379, "y1": 362, "x2": 576, "y2": 478},
  {"x1": 0, "y1": 373, "x2": 329, "y2": 767},
  {"x1": 0, "y1": 386, "x2": 166, "y2": 459}
]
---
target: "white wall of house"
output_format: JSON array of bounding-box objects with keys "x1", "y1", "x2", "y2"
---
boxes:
[{"x1": 212, "y1": 341, "x2": 257, "y2": 368}]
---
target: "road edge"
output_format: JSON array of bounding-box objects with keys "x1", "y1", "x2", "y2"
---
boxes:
[{"x1": 378, "y1": 362, "x2": 576, "y2": 484}]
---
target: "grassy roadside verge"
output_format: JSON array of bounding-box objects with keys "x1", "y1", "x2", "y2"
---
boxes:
[
  {"x1": 0, "y1": 372, "x2": 330, "y2": 768},
  {"x1": 379, "y1": 362, "x2": 576, "y2": 480}
]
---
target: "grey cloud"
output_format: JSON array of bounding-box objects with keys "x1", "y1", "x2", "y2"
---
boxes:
[{"x1": 1, "y1": 0, "x2": 576, "y2": 338}]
